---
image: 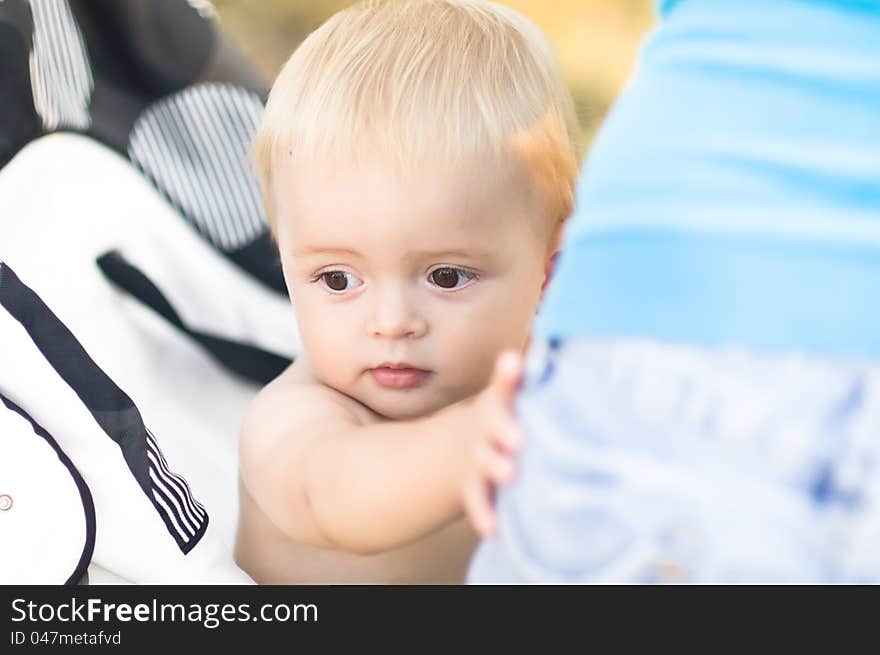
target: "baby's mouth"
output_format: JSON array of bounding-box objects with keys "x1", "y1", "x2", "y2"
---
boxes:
[{"x1": 368, "y1": 364, "x2": 432, "y2": 389}]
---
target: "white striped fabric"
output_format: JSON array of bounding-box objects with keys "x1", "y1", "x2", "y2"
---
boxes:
[
  {"x1": 128, "y1": 83, "x2": 268, "y2": 251},
  {"x1": 27, "y1": 0, "x2": 93, "y2": 132},
  {"x1": 186, "y1": 0, "x2": 217, "y2": 19},
  {"x1": 146, "y1": 430, "x2": 207, "y2": 550}
]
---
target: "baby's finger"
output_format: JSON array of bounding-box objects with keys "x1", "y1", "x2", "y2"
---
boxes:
[
  {"x1": 462, "y1": 478, "x2": 496, "y2": 538},
  {"x1": 486, "y1": 452, "x2": 516, "y2": 485},
  {"x1": 490, "y1": 412, "x2": 524, "y2": 453},
  {"x1": 490, "y1": 350, "x2": 524, "y2": 408}
]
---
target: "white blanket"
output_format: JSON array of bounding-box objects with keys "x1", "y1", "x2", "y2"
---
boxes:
[{"x1": 0, "y1": 134, "x2": 300, "y2": 583}]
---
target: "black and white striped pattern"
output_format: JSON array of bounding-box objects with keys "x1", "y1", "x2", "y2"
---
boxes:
[
  {"x1": 145, "y1": 430, "x2": 208, "y2": 553},
  {"x1": 27, "y1": 0, "x2": 93, "y2": 132},
  {"x1": 128, "y1": 83, "x2": 267, "y2": 251}
]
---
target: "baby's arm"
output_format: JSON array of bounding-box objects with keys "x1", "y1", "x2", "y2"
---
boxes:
[{"x1": 239, "y1": 352, "x2": 523, "y2": 555}]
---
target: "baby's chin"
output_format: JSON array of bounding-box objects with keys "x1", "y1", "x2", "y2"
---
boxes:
[{"x1": 356, "y1": 387, "x2": 459, "y2": 421}]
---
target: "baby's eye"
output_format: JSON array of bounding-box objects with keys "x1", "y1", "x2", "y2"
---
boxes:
[
  {"x1": 319, "y1": 271, "x2": 363, "y2": 292},
  {"x1": 428, "y1": 266, "x2": 476, "y2": 290}
]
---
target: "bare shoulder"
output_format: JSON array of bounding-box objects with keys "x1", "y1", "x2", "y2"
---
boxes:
[
  {"x1": 237, "y1": 358, "x2": 370, "y2": 544},
  {"x1": 239, "y1": 358, "x2": 364, "y2": 472}
]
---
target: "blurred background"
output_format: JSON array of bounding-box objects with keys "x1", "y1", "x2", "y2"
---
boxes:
[{"x1": 212, "y1": 0, "x2": 656, "y2": 152}]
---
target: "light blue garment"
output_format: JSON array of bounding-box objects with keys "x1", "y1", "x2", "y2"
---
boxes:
[
  {"x1": 468, "y1": 338, "x2": 880, "y2": 583},
  {"x1": 537, "y1": 0, "x2": 880, "y2": 357}
]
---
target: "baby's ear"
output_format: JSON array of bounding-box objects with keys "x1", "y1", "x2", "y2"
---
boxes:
[
  {"x1": 541, "y1": 250, "x2": 559, "y2": 296},
  {"x1": 540, "y1": 221, "x2": 564, "y2": 296}
]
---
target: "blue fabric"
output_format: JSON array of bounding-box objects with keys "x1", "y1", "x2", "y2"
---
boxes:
[
  {"x1": 468, "y1": 337, "x2": 880, "y2": 583},
  {"x1": 537, "y1": 0, "x2": 880, "y2": 356}
]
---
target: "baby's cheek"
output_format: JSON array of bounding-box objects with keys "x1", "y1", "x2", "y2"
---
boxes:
[
  {"x1": 450, "y1": 340, "x2": 497, "y2": 395},
  {"x1": 306, "y1": 334, "x2": 353, "y2": 386}
]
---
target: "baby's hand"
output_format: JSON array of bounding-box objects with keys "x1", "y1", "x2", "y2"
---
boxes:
[{"x1": 459, "y1": 350, "x2": 525, "y2": 538}]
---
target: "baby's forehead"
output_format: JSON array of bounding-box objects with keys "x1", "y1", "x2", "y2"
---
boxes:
[
  {"x1": 283, "y1": 151, "x2": 528, "y2": 211},
  {"x1": 278, "y1": 166, "x2": 543, "y2": 262},
  {"x1": 272, "y1": 144, "x2": 562, "y2": 257}
]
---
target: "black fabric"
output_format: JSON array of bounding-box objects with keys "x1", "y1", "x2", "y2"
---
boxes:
[
  {"x1": 85, "y1": 78, "x2": 152, "y2": 154},
  {"x1": 1, "y1": 392, "x2": 96, "y2": 586},
  {"x1": 97, "y1": 251, "x2": 292, "y2": 385},
  {"x1": 0, "y1": 1, "x2": 40, "y2": 169},
  {"x1": 228, "y1": 232, "x2": 286, "y2": 293},
  {"x1": 0, "y1": 263, "x2": 152, "y2": 495},
  {"x1": 69, "y1": 0, "x2": 217, "y2": 97}
]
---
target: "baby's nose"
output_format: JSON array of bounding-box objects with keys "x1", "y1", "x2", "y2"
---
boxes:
[{"x1": 368, "y1": 287, "x2": 428, "y2": 339}]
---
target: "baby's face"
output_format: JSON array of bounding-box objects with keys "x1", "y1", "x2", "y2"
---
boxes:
[{"x1": 274, "y1": 156, "x2": 553, "y2": 419}]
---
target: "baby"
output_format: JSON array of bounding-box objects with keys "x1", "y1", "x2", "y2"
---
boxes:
[{"x1": 234, "y1": 0, "x2": 579, "y2": 583}]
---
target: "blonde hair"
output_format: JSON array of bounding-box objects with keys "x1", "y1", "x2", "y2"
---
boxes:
[{"x1": 253, "y1": 0, "x2": 580, "y2": 235}]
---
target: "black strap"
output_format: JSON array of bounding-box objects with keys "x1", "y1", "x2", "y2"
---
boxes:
[
  {"x1": 1, "y1": 393, "x2": 96, "y2": 586},
  {"x1": 0, "y1": 262, "x2": 209, "y2": 553},
  {"x1": 0, "y1": 262, "x2": 151, "y2": 492},
  {"x1": 96, "y1": 251, "x2": 292, "y2": 385}
]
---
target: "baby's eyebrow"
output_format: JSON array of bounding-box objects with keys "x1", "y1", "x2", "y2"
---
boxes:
[
  {"x1": 411, "y1": 248, "x2": 488, "y2": 259},
  {"x1": 293, "y1": 246, "x2": 487, "y2": 260},
  {"x1": 292, "y1": 246, "x2": 361, "y2": 258}
]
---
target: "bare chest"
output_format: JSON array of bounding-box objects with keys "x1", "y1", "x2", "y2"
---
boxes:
[{"x1": 235, "y1": 483, "x2": 479, "y2": 584}]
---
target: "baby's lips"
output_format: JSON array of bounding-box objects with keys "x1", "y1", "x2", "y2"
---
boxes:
[{"x1": 369, "y1": 366, "x2": 432, "y2": 389}]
